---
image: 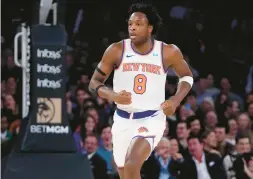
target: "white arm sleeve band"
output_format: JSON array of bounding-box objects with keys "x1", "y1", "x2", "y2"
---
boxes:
[{"x1": 178, "y1": 76, "x2": 194, "y2": 87}]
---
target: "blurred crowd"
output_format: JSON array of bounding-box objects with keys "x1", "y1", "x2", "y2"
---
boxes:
[{"x1": 2, "y1": 0, "x2": 253, "y2": 179}]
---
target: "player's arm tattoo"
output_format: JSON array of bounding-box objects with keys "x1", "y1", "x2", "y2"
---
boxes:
[
  {"x1": 89, "y1": 86, "x2": 95, "y2": 92},
  {"x1": 89, "y1": 67, "x2": 108, "y2": 94},
  {"x1": 96, "y1": 67, "x2": 106, "y2": 76},
  {"x1": 89, "y1": 42, "x2": 120, "y2": 99}
]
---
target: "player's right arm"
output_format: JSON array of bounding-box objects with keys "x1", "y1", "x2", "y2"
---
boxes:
[{"x1": 89, "y1": 42, "x2": 132, "y2": 105}]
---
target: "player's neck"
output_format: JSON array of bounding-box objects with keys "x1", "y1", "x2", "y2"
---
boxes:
[{"x1": 131, "y1": 38, "x2": 153, "y2": 54}]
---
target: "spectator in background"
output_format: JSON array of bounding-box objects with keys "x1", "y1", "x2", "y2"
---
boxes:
[
  {"x1": 80, "y1": 115, "x2": 97, "y2": 139},
  {"x1": 1, "y1": 114, "x2": 12, "y2": 144},
  {"x1": 215, "y1": 123, "x2": 227, "y2": 156},
  {"x1": 201, "y1": 97, "x2": 215, "y2": 113},
  {"x1": 163, "y1": 120, "x2": 169, "y2": 137},
  {"x1": 169, "y1": 138, "x2": 182, "y2": 178},
  {"x1": 6, "y1": 76, "x2": 17, "y2": 96},
  {"x1": 142, "y1": 137, "x2": 175, "y2": 179},
  {"x1": 156, "y1": 138, "x2": 175, "y2": 179},
  {"x1": 172, "y1": 134, "x2": 226, "y2": 179},
  {"x1": 232, "y1": 101, "x2": 241, "y2": 117},
  {"x1": 202, "y1": 130, "x2": 221, "y2": 156},
  {"x1": 82, "y1": 135, "x2": 109, "y2": 179},
  {"x1": 215, "y1": 92, "x2": 229, "y2": 117},
  {"x1": 9, "y1": 119, "x2": 21, "y2": 137},
  {"x1": 219, "y1": 101, "x2": 238, "y2": 123},
  {"x1": 96, "y1": 125, "x2": 114, "y2": 175},
  {"x1": 233, "y1": 133, "x2": 253, "y2": 179},
  {"x1": 178, "y1": 105, "x2": 194, "y2": 121},
  {"x1": 176, "y1": 121, "x2": 190, "y2": 157},
  {"x1": 218, "y1": 78, "x2": 243, "y2": 108},
  {"x1": 83, "y1": 98, "x2": 98, "y2": 109},
  {"x1": 194, "y1": 76, "x2": 213, "y2": 106},
  {"x1": 78, "y1": 74, "x2": 90, "y2": 86},
  {"x1": 237, "y1": 113, "x2": 253, "y2": 148},
  {"x1": 1, "y1": 112, "x2": 13, "y2": 158},
  {"x1": 2, "y1": 49, "x2": 21, "y2": 80},
  {"x1": 196, "y1": 97, "x2": 215, "y2": 120},
  {"x1": 187, "y1": 116, "x2": 202, "y2": 136},
  {"x1": 224, "y1": 133, "x2": 252, "y2": 179},
  {"x1": 205, "y1": 73, "x2": 220, "y2": 95},
  {"x1": 245, "y1": 66, "x2": 253, "y2": 94},
  {"x1": 225, "y1": 118, "x2": 238, "y2": 146},
  {"x1": 170, "y1": 138, "x2": 180, "y2": 157},
  {"x1": 246, "y1": 93, "x2": 253, "y2": 109},
  {"x1": 73, "y1": 114, "x2": 97, "y2": 152},
  {"x1": 237, "y1": 113, "x2": 252, "y2": 132},
  {"x1": 185, "y1": 91, "x2": 198, "y2": 113},
  {"x1": 205, "y1": 111, "x2": 218, "y2": 131},
  {"x1": 2, "y1": 94, "x2": 20, "y2": 122},
  {"x1": 85, "y1": 107, "x2": 100, "y2": 127},
  {"x1": 72, "y1": 86, "x2": 91, "y2": 118},
  {"x1": 247, "y1": 102, "x2": 253, "y2": 121},
  {"x1": 242, "y1": 155, "x2": 253, "y2": 179}
]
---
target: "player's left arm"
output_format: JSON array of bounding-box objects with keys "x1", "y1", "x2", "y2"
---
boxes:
[{"x1": 161, "y1": 44, "x2": 193, "y2": 116}]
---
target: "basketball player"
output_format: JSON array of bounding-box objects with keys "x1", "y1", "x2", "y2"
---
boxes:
[{"x1": 89, "y1": 3, "x2": 193, "y2": 179}]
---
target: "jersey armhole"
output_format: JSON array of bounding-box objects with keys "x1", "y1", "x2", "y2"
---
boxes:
[
  {"x1": 161, "y1": 42, "x2": 169, "y2": 73},
  {"x1": 114, "y1": 40, "x2": 125, "y2": 70}
]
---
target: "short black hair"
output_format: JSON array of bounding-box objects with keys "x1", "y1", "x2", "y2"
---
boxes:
[
  {"x1": 75, "y1": 84, "x2": 90, "y2": 96},
  {"x1": 201, "y1": 129, "x2": 213, "y2": 140},
  {"x1": 187, "y1": 132, "x2": 203, "y2": 143},
  {"x1": 225, "y1": 100, "x2": 233, "y2": 108},
  {"x1": 236, "y1": 132, "x2": 251, "y2": 144},
  {"x1": 85, "y1": 134, "x2": 99, "y2": 142},
  {"x1": 215, "y1": 122, "x2": 226, "y2": 129},
  {"x1": 186, "y1": 115, "x2": 199, "y2": 129},
  {"x1": 177, "y1": 120, "x2": 187, "y2": 127},
  {"x1": 99, "y1": 124, "x2": 111, "y2": 134},
  {"x1": 216, "y1": 122, "x2": 228, "y2": 133},
  {"x1": 128, "y1": 3, "x2": 163, "y2": 34}
]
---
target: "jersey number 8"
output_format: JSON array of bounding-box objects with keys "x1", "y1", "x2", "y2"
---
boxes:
[{"x1": 133, "y1": 74, "x2": 147, "y2": 94}]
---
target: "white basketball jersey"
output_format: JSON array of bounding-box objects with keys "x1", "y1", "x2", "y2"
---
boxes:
[{"x1": 113, "y1": 39, "x2": 167, "y2": 112}]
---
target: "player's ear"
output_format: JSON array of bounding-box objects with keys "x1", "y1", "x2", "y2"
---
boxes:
[{"x1": 148, "y1": 25, "x2": 153, "y2": 34}]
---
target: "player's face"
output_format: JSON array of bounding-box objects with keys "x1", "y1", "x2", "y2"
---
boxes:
[{"x1": 128, "y1": 12, "x2": 153, "y2": 44}]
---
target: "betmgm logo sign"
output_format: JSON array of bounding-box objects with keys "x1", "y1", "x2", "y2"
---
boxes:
[{"x1": 30, "y1": 98, "x2": 69, "y2": 134}]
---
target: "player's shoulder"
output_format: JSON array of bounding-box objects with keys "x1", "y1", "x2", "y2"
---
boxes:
[
  {"x1": 106, "y1": 40, "x2": 124, "y2": 53},
  {"x1": 102, "y1": 40, "x2": 124, "y2": 61},
  {"x1": 161, "y1": 42, "x2": 181, "y2": 53},
  {"x1": 161, "y1": 42, "x2": 183, "y2": 58}
]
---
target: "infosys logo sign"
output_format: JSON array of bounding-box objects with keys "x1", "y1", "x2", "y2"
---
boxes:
[
  {"x1": 37, "y1": 64, "x2": 62, "y2": 74},
  {"x1": 37, "y1": 79, "x2": 62, "y2": 89},
  {"x1": 37, "y1": 49, "x2": 62, "y2": 59}
]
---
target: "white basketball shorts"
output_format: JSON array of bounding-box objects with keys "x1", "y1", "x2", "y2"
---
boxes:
[{"x1": 111, "y1": 108, "x2": 166, "y2": 167}]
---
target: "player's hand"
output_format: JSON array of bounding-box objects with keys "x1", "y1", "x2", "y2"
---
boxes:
[
  {"x1": 161, "y1": 96, "x2": 179, "y2": 116},
  {"x1": 112, "y1": 90, "x2": 132, "y2": 105}
]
